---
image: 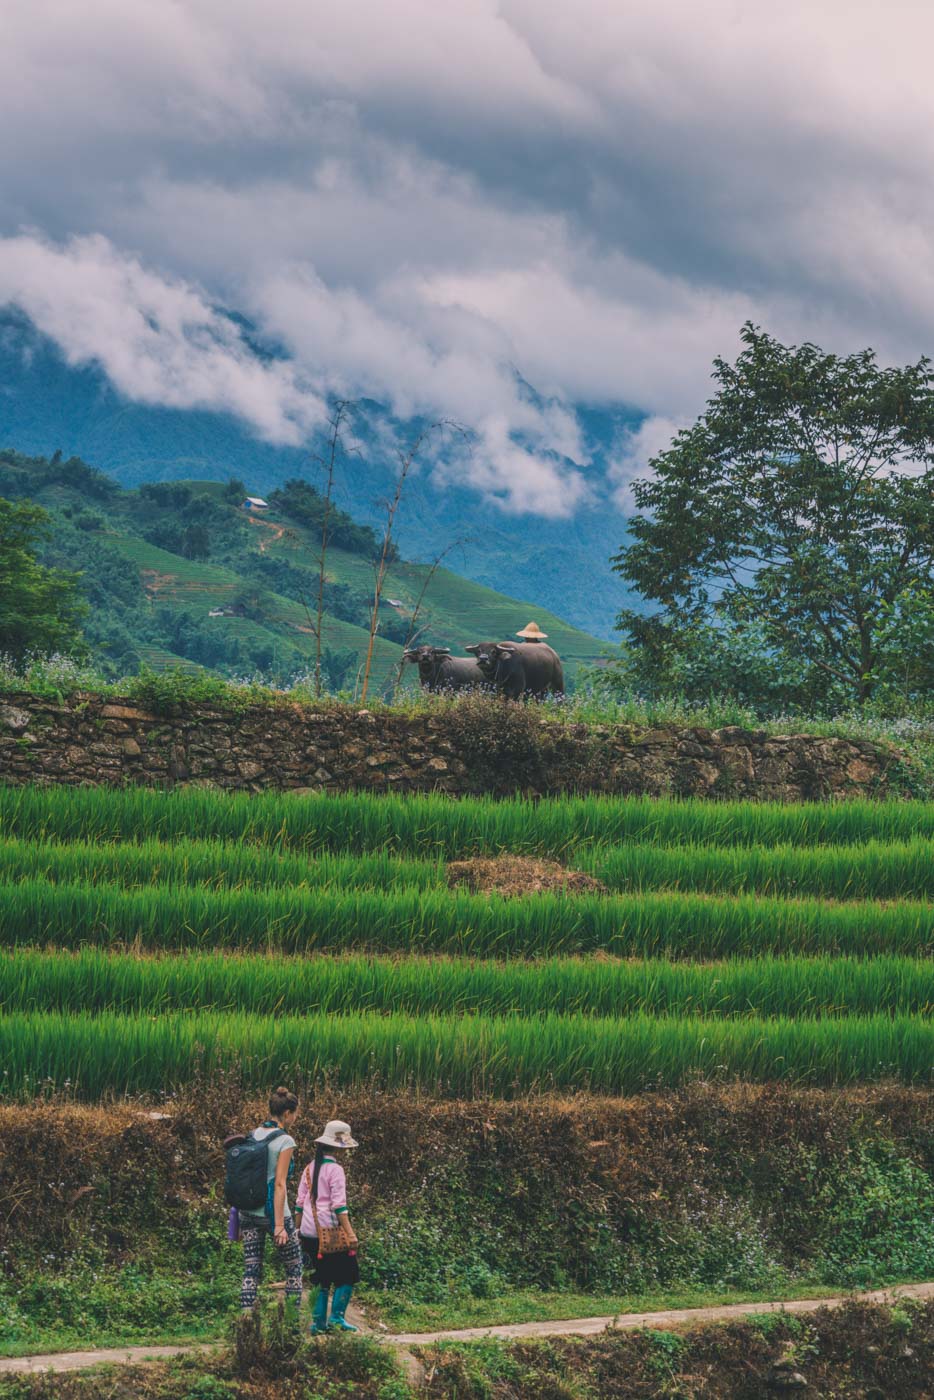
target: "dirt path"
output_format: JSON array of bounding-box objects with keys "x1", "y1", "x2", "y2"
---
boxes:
[
  {"x1": 2, "y1": 1282, "x2": 933, "y2": 1375},
  {"x1": 389, "y1": 1280, "x2": 934, "y2": 1344},
  {"x1": 248, "y1": 516, "x2": 287, "y2": 554}
]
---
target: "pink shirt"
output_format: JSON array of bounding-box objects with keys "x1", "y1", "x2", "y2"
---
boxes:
[{"x1": 296, "y1": 1157, "x2": 348, "y2": 1238}]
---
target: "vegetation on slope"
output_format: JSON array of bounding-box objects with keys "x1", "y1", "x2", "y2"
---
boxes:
[
  {"x1": 0, "y1": 448, "x2": 606, "y2": 690},
  {"x1": 4, "y1": 948, "x2": 934, "y2": 1020},
  {"x1": 5, "y1": 832, "x2": 934, "y2": 900},
  {"x1": 3, "y1": 786, "x2": 931, "y2": 852},
  {"x1": 3, "y1": 1088, "x2": 934, "y2": 1358}
]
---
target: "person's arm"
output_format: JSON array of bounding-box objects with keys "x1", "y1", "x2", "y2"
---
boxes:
[
  {"x1": 294, "y1": 1166, "x2": 308, "y2": 1226},
  {"x1": 273, "y1": 1145, "x2": 294, "y2": 1244},
  {"x1": 338, "y1": 1211, "x2": 358, "y2": 1247}
]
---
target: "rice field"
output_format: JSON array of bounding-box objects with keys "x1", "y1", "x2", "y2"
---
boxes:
[
  {"x1": 1, "y1": 878, "x2": 931, "y2": 957},
  {"x1": 2, "y1": 785, "x2": 932, "y2": 853},
  {"x1": 0, "y1": 785, "x2": 931, "y2": 1099},
  {"x1": 2, "y1": 1010, "x2": 931, "y2": 1100},
  {"x1": 3, "y1": 949, "x2": 932, "y2": 1018},
  {"x1": 4, "y1": 833, "x2": 934, "y2": 900}
]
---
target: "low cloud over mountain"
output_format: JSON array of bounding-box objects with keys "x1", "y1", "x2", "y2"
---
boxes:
[{"x1": 2, "y1": 1, "x2": 933, "y2": 518}]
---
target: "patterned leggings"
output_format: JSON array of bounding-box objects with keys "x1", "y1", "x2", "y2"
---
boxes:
[{"x1": 240, "y1": 1216, "x2": 303, "y2": 1310}]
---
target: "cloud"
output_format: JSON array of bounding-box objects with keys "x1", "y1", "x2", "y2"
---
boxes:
[
  {"x1": 0, "y1": 233, "x2": 325, "y2": 444},
  {"x1": 606, "y1": 416, "x2": 686, "y2": 513},
  {"x1": 2, "y1": 1, "x2": 934, "y2": 515}
]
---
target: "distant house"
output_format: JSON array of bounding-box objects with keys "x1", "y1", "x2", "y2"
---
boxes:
[{"x1": 242, "y1": 496, "x2": 269, "y2": 511}]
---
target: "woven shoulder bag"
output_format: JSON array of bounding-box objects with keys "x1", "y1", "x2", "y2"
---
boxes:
[{"x1": 305, "y1": 1165, "x2": 348, "y2": 1257}]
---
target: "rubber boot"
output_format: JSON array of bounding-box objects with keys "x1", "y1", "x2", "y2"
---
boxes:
[
  {"x1": 329, "y1": 1285, "x2": 357, "y2": 1332},
  {"x1": 310, "y1": 1286, "x2": 330, "y2": 1335}
]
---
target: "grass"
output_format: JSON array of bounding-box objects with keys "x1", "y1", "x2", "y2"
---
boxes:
[
  {"x1": 2, "y1": 787, "x2": 932, "y2": 853},
  {"x1": 584, "y1": 836, "x2": 934, "y2": 899},
  {"x1": 2, "y1": 878, "x2": 931, "y2": 957},
  {"x1": 0, "y1": 1273, "x2": 889, "y2": 1359},
  {"x1": 4, "y1": 949, "x2": 934, "y2": 1019},
  {"x1": 0, "y1": 836, "x2": 442, "y2": 892},
  {"x1": 2, "y1": 1009, "x2": 931, "y2": 1099},
  {"x1": 5, "y1": 833, "x2": 934, "y2": 900},
  {"x1": 375, "y1": 1279, "x2": 875, "y2": 1334}
]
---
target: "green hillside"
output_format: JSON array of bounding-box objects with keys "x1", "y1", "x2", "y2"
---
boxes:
[{"x1": 0, "y1": 449, "x2": 607, "y2": 693}]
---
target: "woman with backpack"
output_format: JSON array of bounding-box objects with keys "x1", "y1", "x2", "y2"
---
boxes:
[
  {"x1": 296, "y1": 1120, "x2": 360, "y2": 1334},
  {"x1": 235, "y1": 1086, "x2": 303, "y2": 1316}
]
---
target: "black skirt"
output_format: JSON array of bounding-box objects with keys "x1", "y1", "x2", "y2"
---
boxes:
[{"x1": 300, "y1": 1235, "x2": 360, "y2": 1287}]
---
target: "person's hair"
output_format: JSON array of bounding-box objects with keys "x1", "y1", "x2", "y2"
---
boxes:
[
  {"x1": 269, "y1": 1086, "x2": 298, "y2": 1118},
  {"x1": 311, "y1": 1143, "x2": 329, "y2": 1200}
]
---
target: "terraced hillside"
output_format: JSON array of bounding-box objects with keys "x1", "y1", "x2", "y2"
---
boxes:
[
  {"x1": 2, "y1": 782, "x2": 934, "y2": 1353},
  {"x1": 1, "y1": 786, "x2": 932, "y2": 1099}
]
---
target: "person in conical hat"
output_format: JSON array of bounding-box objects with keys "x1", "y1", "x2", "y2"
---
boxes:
[
  {"x1": 516, "y1": 621, "x2": 548, "y2": 642},
  {"x1": 296, "y1": 1120, "x2": 361, "y2": 1333}
]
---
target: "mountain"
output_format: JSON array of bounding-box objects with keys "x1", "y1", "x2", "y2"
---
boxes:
[
  {"x1": 0, "y1": 311, "x2": 637, "y2": 638},
  {"x1": 0, "y1": 448, "x2": 610, "y2": 693}
]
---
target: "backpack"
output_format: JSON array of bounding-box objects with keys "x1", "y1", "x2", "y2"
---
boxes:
[{"x1": 224, "y1": 1128, "x2": 285, "y2": 1211}]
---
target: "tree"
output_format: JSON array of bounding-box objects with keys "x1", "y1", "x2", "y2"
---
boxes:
[
  {"x1": 0, "y1": 497, "x2": 87, "y2": 661},
  {"x1": 311, "y1": 400, "x2": 352, "y2": 699},
  {"x1": 614, "y1": 325, "x2": 934, "y2": 705},
  {"x1": 181, "y1": 524, "x2": 211, "y2": 561},
  {"x1": 360, "y1": 420, "x2": 463, "y2": 702},
  {"x1": 602, "y1": 613, "x2": 828, "y2": 717},
  {"x1": 869, "y1": 585, "x2": 934, "y2": 706}
]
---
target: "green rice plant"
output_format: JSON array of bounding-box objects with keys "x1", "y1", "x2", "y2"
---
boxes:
[
  {"x1": 583, "y1": 837, "x2": 934, "y2": 900},
  {"x1": 3, "y1": 834, "x2": 934, "y2": 901},
  {"x1": 0, "y1": 837, "x2": 439, "y2": 892},
  {"x1": 1, "y1": 787, "x2": 931, "y2": 854},
  {"x1": 1, "y1": 1010, "x2": 930, "y2": 1099},
  {"x1": 1, "y1": 878, "x2": 932, "y2": 957},
  {"x1": 2, "y1": 949, "x2": 933, "y2": 1018}
]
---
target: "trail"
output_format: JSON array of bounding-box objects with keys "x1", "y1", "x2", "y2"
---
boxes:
[
  {"x1": 248, "y1": 516, "x2": 287, "y2": 554},
  {"x1": 2, "y1": 1281, "x2": 933, "y2": 1375}
]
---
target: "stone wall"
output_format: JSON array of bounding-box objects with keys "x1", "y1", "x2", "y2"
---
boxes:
[{"x1": 0, "y1": 691, "x2": 901, "y2": 800}]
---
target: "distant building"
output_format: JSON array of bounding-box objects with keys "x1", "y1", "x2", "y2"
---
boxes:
[{"x1": 243, "y1": 496, "x2": 269, "y2": 511}]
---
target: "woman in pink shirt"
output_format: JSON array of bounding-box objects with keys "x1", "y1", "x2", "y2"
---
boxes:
[{"x1": 296, "y1": 1119, "x2": 360, "y2": 1334}]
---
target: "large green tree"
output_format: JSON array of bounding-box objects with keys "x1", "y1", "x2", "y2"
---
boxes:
[
  {"x1": 0, "y1": 497, "x2": 87, "y2": 662},
  {"x1": 614, "y1": 325, "x2": 934, "y2": 705}
]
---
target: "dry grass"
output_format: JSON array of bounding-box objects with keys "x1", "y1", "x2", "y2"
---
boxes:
[{"x1": 445, "y1": 855, "x2": 608, "y2": 897}]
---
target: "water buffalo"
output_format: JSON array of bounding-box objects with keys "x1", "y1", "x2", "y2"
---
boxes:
[
  {"x1": 487, "y1": 640, "x2": 564, "y2": 700},
  {"x1": 464, "y1": 641, "x2": 499, "y2": 677},
  {"x1": 403, "y1": 645, "x2": 487, "y2": 693}
]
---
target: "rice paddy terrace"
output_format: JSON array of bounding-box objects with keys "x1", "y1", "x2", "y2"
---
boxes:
[{"x1": 1, "y1": 785, "x2": 932, "y2": 1100}]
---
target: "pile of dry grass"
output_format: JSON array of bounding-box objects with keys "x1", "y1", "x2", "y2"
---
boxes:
[{"x1": 445, "y1": 855, "x2": 608, "y2": 897}]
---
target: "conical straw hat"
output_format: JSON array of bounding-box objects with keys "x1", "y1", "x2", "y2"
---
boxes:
[{"x1": 516, "y1": 621, "x2": 548, "y2": 639}]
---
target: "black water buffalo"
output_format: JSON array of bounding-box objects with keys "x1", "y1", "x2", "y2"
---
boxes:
[
  {"x1": 403, "y1": 645, "x2": 487, "y2": 693},
  {"x1": 464, "y1": 641, "x2": 499, "y2": 677},
  {"x1": 487, "y1": 641, "x2": 564, "y2": 700}
]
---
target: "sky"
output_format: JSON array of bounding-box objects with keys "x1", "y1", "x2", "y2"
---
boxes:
[{"x1": 1, "y1": 0, "x2": 931, "y2": 517}]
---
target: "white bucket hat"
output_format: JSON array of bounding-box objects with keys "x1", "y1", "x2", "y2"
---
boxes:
[{"x1": 316, "y1": 1120, "x2": 359, "y2": 1149}]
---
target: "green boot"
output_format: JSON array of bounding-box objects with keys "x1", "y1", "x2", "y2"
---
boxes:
[
  {"x1": 310, "y1": 1286, "x2": 330, "y2": 1335},
  {"x1": 329, "y1": 1285, "x2": 357, "y2": 1332}
]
